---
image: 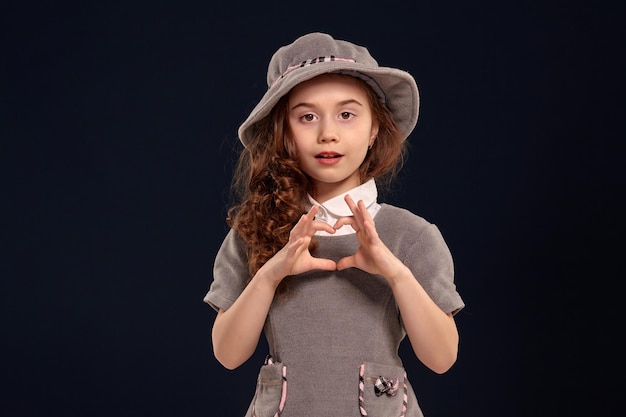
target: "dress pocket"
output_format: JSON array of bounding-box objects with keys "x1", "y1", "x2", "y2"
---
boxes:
[
  {"x1": 251, "y1": 357, "x2": 287, "y2": 417},
  {"x1": 358, "y1": 362, "x2": 407, "y2": 417}
]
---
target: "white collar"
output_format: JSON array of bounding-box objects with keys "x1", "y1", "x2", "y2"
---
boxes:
[{"x1": 306, "y1": 178, "x2": 381, "y2": 236}]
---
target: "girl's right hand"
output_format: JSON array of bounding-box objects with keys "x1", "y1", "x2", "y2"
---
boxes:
[{"x1": 259, "y1": 205, "x2": 337, "y2": 286}]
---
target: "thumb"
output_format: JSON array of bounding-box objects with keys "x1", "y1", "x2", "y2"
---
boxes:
[
  {"x1": 311, "y1": 258, "x2": 338, "y2": 271},
  {"x1": 336, "y1": 256, "x2": 356, "y2": 271}
]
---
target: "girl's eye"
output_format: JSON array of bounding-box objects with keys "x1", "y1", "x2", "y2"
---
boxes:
[
  {"x1": 301, "y1": 114, "x2": 316, "y2": 122},
  {"x1": 339, "y1": 112, "x2": 353, "y2": 120}
]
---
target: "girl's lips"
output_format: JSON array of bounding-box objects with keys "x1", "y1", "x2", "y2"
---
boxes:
[
  {"x1": 315, "y1": 152, "x2": 343, "y2": 165},
  {"x1": 315, "y1": 152, "x2": 343, "y2": 158}
]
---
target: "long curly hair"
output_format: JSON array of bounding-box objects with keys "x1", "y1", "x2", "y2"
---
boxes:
[{"x1": 227, "y1": 75, "x2": 407, "y2": 281}]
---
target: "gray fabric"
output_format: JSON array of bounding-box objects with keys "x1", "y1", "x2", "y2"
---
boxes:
[
  {"x1": 237, "y1": 32, "x2": 420, "y2": 146},
  {"x1": 204, "y1": 204, "x2": 464, "y2": 416}
]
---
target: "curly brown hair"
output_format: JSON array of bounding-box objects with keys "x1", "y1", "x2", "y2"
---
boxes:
[{"x1": 227, "y1": 75, "x2": 407, "y2": 281}]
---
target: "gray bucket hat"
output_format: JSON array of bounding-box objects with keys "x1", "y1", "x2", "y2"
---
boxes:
[{"x1": 237, "y1": 32, "x2": 420, "y2": 146}]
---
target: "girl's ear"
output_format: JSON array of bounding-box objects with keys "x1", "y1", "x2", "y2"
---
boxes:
[{"x1": 369, "y1": 120, "x2": 379, "y2": 147}]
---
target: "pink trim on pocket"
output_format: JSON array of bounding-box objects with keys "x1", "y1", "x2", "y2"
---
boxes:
[
  {"x1": 359, "y1": 364, "x2": 368, "y2": 416},
  {"x1": 252, "y1": 364, "x2": 287, "y2": 417},
  {"x1": 278, "y1": 365, "x2": 287, "y2": 412},
  {"x1": 359, "y1": 363, "x2": 408, "y2": 417}
]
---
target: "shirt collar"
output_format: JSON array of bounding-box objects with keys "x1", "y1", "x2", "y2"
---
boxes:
[{"x1": 306, "y1": 179, "x2": 380, "y2": 235}]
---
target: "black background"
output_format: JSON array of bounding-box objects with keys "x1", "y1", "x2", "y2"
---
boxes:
[{"x1": 3, "y1": 1, "x2": 624, "y2": 416}]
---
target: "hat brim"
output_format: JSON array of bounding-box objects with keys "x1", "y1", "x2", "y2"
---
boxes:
[{"x1": 238, "y1": 61, "x2": 419, "y2": 146}]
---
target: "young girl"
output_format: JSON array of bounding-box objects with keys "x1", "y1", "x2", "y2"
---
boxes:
[{"x1": 204, "y1": 32, "x2": 464, "y2": 417}]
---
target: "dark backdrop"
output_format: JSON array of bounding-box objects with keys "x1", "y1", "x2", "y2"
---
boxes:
[{"x1": 3, "y1": 1, "x2": 623, "y2": 416}]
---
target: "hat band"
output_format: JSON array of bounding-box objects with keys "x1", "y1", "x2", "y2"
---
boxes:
[{"x1": 270, "y1": 56, "x2": 356, "y2": 88}]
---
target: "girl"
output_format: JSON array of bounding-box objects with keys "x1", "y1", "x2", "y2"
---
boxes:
[{"x1": 204, "y1": 32, "x2": 464, "y2": 417}]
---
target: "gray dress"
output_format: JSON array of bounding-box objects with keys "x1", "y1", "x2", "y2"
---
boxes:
[{"x1": 204, "y1": 204, "x2": 465, "y2": 417}]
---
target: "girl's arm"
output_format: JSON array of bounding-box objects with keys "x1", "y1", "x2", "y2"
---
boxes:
[
  {"x1": 211, "y1": 268, "x2": 281, "y2": 370},
  {"x1": 212, "y1": 206, "x2": 337, "y2": 369},
  {"x1": 335, "y1": 196, "x2": 459, "y2": 374},
  {"x1": 385, "y1": 265, "x2": 459, "y2": 374}
]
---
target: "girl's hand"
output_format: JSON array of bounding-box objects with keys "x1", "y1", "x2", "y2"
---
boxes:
[
  {"x1": 334, "y1": 195, "x2": 406, "y2": 282},
  {"x1": 261, "y1": 205, "x2": 337, "y2": 285},
  {"x1": 334, "y1": 196, "x2": 460, "y2": 373}
]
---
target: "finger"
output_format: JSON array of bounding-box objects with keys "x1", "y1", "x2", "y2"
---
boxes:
[
  {"x1": 332, "y1": 216, "x2": 355, "y2": 230},
  {"x1": 303, "y1": 206, "x2": 337, "y2": 233},
  {"x1": 344, "y1": 194, "x2": 359, "y2": 214},
  {"x1": 356, "y1": 199, "x2": 372, "y2": 222},
  {"x1": 310, "y1": 258, "x2": 337, "y2": 271},
  {"x1": 290, "y1": 206, "x2": 320, "y2": 238},
  {"x1": 343, "y1": 195, "x2": 360, "y2": 224},
  {"x1": 336, "y1": 255, "x2": 356, "y2": 271},
  {"x1": 344, "y1": 194, "x2": 366, "y2": 231},
  {"x1": 306, "y1": 205, "x2": 320, "y2": 219},
  {"x1": 286, "y1": 237, "x2": 308, "y2": 256},
  {"x1": 359, "y1": 219, "x2": 379, "y2": 244},
  {"x1": 312, "y1": 220, "x2": 336, "y2": 234},
  {"x1": 294, "y1": 205, "x2": 319, "y2": 229}
]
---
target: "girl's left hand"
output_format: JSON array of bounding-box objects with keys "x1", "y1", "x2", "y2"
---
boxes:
[{"x1": 334, "y1": 195, "x2": 406, "y2": 281}]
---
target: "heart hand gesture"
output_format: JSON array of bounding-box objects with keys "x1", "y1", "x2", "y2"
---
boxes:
[{"x1": 334, "y1": 195, "x2": 406, "y2": 282}]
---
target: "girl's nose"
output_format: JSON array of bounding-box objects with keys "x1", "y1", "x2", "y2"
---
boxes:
[{"x1": 318, "y1": 120, "x2": 339, "y2": 143}]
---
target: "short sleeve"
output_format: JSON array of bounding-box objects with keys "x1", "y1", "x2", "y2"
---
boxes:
[
  {"x1": 203, "y1": 229, "x2": 250, "y2": 312},
  {"x1": 405, "y1": 224, "x2": 465, "y2": 315}
]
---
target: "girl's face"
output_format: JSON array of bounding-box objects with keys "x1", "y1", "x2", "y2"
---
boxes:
[{"x1": 287, "y1": 74, "x2": 379, "y2": 203}]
